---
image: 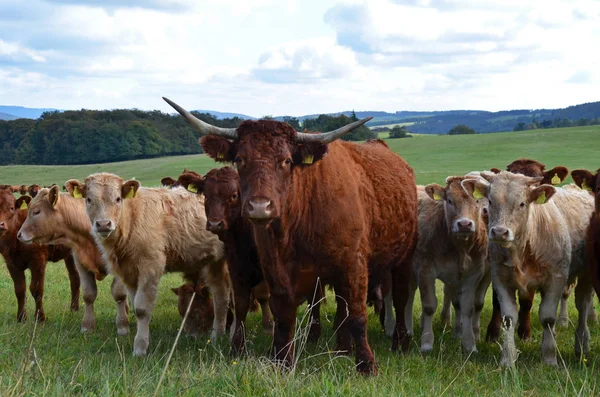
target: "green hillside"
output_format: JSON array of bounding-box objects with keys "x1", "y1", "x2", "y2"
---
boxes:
[{"x1": 1, "y1": 125, "x2": 598, "y2": 187}]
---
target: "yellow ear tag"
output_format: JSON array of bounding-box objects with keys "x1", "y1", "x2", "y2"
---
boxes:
[
  {"x1": 551, "y1": 174, "x2": 561, "y2": 185},
  {"x1": 124, "y1": 186, "x2": 135, "y2": 199},
  {"x1": 187, "y1": 184, "x2": 198, "y2": 193},
  {"x1": 73, "y1": 186, "x2": 83, "y2": 199},
  {"x1": 473, "y1": 187, "x2": 485, "y2": 199},
  {"x1": 582, "y1": 179, "x2": 592, "y2": 191},
  {"x1": 303, "y1": 155, "x2": 314, "y2": 165},
  {"x1": 52, "y1": 193, "x2": 58, "y2": 207},
  {"x1": 217, "y1": 152, "x2": 225, "y2": 159},
  {"x1": 19, "y1": 200, "x2": 28, "y2": 210},
  {"x1": 536, "y1": 191, "x2": 547, "y2": 204},
  {"x1": 433, "y1": 192, "x2": 443, "y2": 201}
]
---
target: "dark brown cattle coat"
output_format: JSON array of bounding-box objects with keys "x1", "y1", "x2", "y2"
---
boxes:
[
  {"x1": 176, "y1": 167, "x2": 329, "y2": 352},
  {"x1": 0, "y1": 187, "x2": 79, "y2": 321},
  {"x1": 199, "y1": 121, "x2": 418, "y2": 375},
  {"x1": 572, "y1": 169, "x2": 600, "y2": 301}
]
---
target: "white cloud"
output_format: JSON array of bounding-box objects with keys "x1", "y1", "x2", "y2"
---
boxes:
[{"x1": 0, "y1": 0, "x2": 599, "y2": 115}]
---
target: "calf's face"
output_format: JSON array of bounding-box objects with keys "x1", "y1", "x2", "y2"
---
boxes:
[
  {"x1": 426, "y1": 176, "x2": 487, "y2": 239},
  {"x1": 18, "y1": 186, "x2": 63, "y2": 244},
  {"x1": 0, "y1": 187, "x2": 30, "y2": 236},
  {"x1": 462, "y1": 172, "x2": 555, "y2": 247},
  {"x1": 65, "y1": 174, "x2": 140, "y2": 240},
  {"x1": 171, "y1": 283, "x2": 213, "y2": 336}
]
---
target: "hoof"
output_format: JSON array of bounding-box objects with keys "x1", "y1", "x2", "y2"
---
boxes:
[
  {"x1": 420, "y1": 343, "x2": 433, "y2": 354},
  {"x1": 132, "y1": 349, "x2": 147, "y2": 357}
]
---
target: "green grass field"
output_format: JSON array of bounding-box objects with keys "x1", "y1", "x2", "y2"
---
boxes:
[{"x1": 0, "y1": 126, "x2": 599, "y2": 396}]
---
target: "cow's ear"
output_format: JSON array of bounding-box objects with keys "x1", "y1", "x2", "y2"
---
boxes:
[
  {"x1": 200, "y1": 135, "x2": 235, "y2": 162},
  {"x1": 171, "y1": 287, "x2": 180, "y2": 296},
  {"x1": 571, "y1": 169, "x2": 595, "y2": 191},
  {"x1": 490, "y1": 167, "x2": 502, "y2": 174},
  {"x1": 65, "y1": 180, "x2": 86, "y2": 199},
  {"x1": 28, "y1": 184, "x2": 40, "y2": 198},
  {"x1": 161, "y1": 177, "x2": 176, "y2": 188},
  {"x1": 177, "y1": 173, "x2": 205, "y2": 195},
  {"x1": 529, "y1": 184, "x2": 555, "y2": 204},
  {"x1": 48, "y1": 185, "x2": 60, "y2": 208},
  {"x1": 121, "y1": 180, "x2": 140, "y2": 199},
  {"x1": 16, "y1": 196, "x2": 31, "y2": 210},
  {"x1": 461, "y1": 179, "x2": 489, "y2": 199},
  {"x1": 292, "y1": 141, "x2": 328, "y2": 166},
  {"x1": 542, "y1": 166, "x2": 568, "y2": 186},
  {"x1": 425, "y1": 184, "x2": 445, "y2": 201}
]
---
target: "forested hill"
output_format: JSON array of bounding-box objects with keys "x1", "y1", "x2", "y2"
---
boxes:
[{"x1": 0, "y1": 109, "x2": 374, "y2": 166}]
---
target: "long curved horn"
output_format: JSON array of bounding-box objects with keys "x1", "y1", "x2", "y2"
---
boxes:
[
  {"x1": 296, "y1": 117, "x2": 373, "y2": 143},
  {"x1": 163, "y1": 97, "x2": 238, "y2": 139}
]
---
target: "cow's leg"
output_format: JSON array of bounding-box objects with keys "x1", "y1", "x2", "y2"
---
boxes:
[
  {"x1": 451, "y1": 290, "x2": 462, "y2": 339},
  {"x1": 205, "y1": 267, "x2": 231, "y2": 340},
  {"x1": 259, "y1": 296, "x2": 273, "y2": 335},
  {"x1": 307, "y1": 284, "x2": 322, "y2": 343},
  {"x1": 7, "y1": 265, "x2": 27, "y2": 322},
  {"x1": 64, "y1": 254, "x2": 80, "y2": 312},
  {"x1": 459, "y1": 272, "x2": 482, "y2": 353},
  {"x1": 387, "y1": 288, "x2": 399, "y2": 337},
  {"x1": 30, "y1": 262, "x2": 47, "y2": 322},
  {"x1": 517, "y1": 290, "x2": 534, "y2": 341},
  {"x1": 558, "y1": 284, "x2": 572, "y2": 327},
  {"x1": 132, "y1": 275, "x2": 160, "y2": 357},
  {"x1": 76, "y1": 260, "x2": 97, "y2": 333},
  {"x1": 112, "y1": 277, "x2": 130, "y2": 336},
  {"x1": 269, "y1": 292, "x2": 298, "y2": 370},
  {"x1": 230, "y1": 281, "x2": 252, "y2": 356},
  {"x1": 496, "y1": 285, "x2": 518, "y2": 367},
  {"x1": 486, "y1": 289, "x2": 502, "y2": 342},
  {"x1": 391, "y1": 263, "x2": 412, "y2": 357},
  {"x1": 574, "y1": 276, "x2": 593, "y2": 360},
  {"x1": 340, "y1": 264, "x2": 377, "y2": 375},
  {"x1": 538, "y1": 283, "x2": 561, "y2": 366},
  {"x1": 333, "y1": 293, "x2": 352, "y2": 354},
  {"x1": 441, "y1": 283, "x2": 452, "y2": 328},
  {"x1": 473, "y1": 270, "x2": 490, "y2": 342},
  {"x1": 417, "y1": 270, "x2": 437, "y2": 353}
]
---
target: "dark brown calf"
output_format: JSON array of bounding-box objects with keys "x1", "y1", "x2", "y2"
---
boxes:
[
  {"x1": 0, "y1": 187, "x2": 79, "y2": 321},
  {"x1": 166, "y1": 98, "x2": 418, "y2": 375},
  {"x1": 572, "y1": 169, "x2": 600, "y2": 301}
]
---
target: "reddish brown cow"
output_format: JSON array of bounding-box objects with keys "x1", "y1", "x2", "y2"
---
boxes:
[
  {"x1": 176, "y1": 167, "x2": 331, "y2": 354},
  {"x1": 28, "y1": 184, "x2": 41, "y2": 198},
  {"x1": 165, "y1": 98, "x2": 418, "y2": 375},
  {"x1": 486, "y1": 159, "x2": 572, "y2": 342},
  {"x1": 0, "y1": 186, "x2": 80, "y2": 321},
  {"x1": 10, "y1": 185, "x2": 28, "y2": 195},
  {"x1": 572, "y1": 169, "x2": 600, "y2": 301}
]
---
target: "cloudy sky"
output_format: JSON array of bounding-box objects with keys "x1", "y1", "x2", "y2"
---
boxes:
[{"x1": 1, "y1": 0, "x2": 599, "y2": 116}]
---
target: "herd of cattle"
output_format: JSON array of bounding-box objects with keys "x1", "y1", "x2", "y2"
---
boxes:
[{"x1": 0, "y1": 97, "x2": 599, "y2": 376}]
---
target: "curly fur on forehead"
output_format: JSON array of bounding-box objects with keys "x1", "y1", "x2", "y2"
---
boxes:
[
  {"x1": 84, "y1": 172, "x2": 125, "y2": 186},
  {"x1": 506, "y1": 158, "x2": 546, "y2": 176},
  {"x1": 236, "y1": 119, "x2": 297, "y2": 142},
  {"x1": 204, "y1": 167, "x2": 238, "y2": 182}
]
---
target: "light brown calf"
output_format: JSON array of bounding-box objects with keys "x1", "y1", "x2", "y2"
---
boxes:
[
  {"x1": 66, "y1": 173, "x2": 231, "y2": 356},
  {"x1": 18, "y1": 186, "x2": 130, "y2": 335},
  {"x1": 411, "y1": 176, "x2": 490, "y2": 353},
  {"x1": 463, "y1": 172, "x2": 594, "y2": 366}
]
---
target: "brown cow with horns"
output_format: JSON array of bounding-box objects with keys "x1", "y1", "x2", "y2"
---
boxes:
[{"x1": 164, "y1": 97, "x2": 418, "y2": 375}]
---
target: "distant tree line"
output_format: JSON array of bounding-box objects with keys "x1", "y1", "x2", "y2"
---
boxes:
[
  {"x1": 0, "y1": 109, "x2": 376, "y2": 165},
  {"x1": 448, "y1": 124, "x2": 476, "y2": 135},
  {"x1": 513, "y1": 117, "x2": 600, "y2": 131},
  {"x1": 303, "y1": 111, "x2": 377, "y2": 141}
]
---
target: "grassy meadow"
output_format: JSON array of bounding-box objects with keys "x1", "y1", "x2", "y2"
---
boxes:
[{"x1": 0, "y1": 125, "x2": 599, "y2": 396}]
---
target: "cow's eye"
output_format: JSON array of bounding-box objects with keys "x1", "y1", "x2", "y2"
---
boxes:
[
  {"x1": 519, "y1": 202, "x2": 525, "y2": 208},
  {"x1": 33, "y1": 209, "x2": 41, "y2": 215},
  {"x1": 234, "y1": 157, "x2": 243, "y2": 163},
  {"x1": 285, "y1": 158, "x2": 292, "y2": 165},
  {"x1": 116, "y1": 197, "x2": 121, "y2": 204},
  {"x1": 446, "y1": 199, "x2": 453, "y2": 206},
  {"x1": 231, "y1": 193, "x2": 238, "y2": 201},
  {"x1": 10, "y1": 207, "x2": 14, "y2": 212},
  {"x1": 86, "y1": 198, "x2": 92, "y2": 204}
]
